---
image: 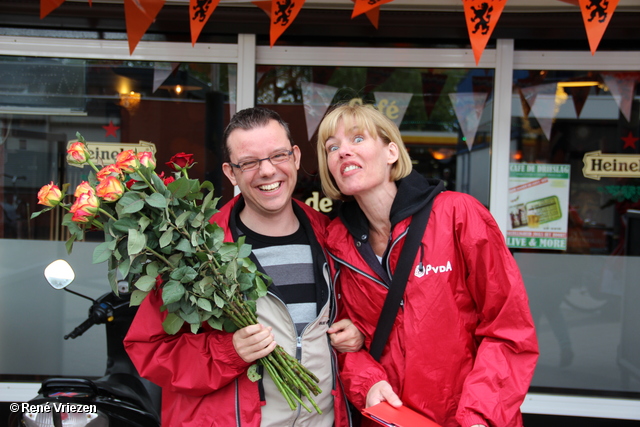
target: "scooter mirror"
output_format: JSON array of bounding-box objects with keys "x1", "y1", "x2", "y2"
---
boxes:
[{"x1": 44, "y1": 259, "x2": 76, "y2": 290}]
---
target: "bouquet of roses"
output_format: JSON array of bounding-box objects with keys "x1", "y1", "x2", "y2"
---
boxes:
[{"x1": 32, "y1": 133, "x2": 322, "y2": 413}]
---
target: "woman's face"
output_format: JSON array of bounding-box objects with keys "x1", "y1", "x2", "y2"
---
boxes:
[{"x1": 324, "y1": 119, "x2": 398, "y2": 198}]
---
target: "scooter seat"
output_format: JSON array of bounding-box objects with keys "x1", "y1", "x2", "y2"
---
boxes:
[{"x1": 94, "y1": 373, "x2": 160, "y2": 419}]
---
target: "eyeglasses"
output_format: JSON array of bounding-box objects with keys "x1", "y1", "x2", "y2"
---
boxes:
[{"x1": 229, "y1": 150, "x2": 294, "y2": 172}]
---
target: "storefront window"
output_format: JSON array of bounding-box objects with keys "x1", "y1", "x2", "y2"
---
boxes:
[
  {"x1": 0, "y1": 55, "x2": 236, "y2": 378},
  {"x1": 256, "y1": 65, "x2": 495, "y2": 214},
  {"x1": 509, "y1": 69, "x2": 640, "y2": 393}
]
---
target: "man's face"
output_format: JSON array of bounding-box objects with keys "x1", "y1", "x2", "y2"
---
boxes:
[{"x1": 222, "y1": 119, "x2": 300, "y2": 220}]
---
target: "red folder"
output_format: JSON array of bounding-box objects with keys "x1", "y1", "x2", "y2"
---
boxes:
[{"x1": 362, "y1": 402, "x2": 442, "y2": 427}]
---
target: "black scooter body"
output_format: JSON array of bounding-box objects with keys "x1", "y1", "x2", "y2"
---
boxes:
[{"x1": 9, "y1": 290, "x2": 161, "y2": 427}]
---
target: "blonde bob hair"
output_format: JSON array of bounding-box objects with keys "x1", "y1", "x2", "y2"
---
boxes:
[{"x1": 316, "y1": 99, "x2": 413, "y2": 201}]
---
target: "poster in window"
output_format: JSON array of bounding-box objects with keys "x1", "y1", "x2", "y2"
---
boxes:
[{"x1": 507, "y1": 163, "x2": 571, "y2": 251}]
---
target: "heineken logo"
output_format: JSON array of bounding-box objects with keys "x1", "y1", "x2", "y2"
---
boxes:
[
  {"x1": 582, "y1": 151, "x2": 640, "y2": 180},
  {"x1": 67, "y1": 140, "x2": 157, "y2": 168}
]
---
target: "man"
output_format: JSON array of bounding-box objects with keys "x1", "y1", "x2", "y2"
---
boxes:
[{"x1": 125, "y1": 107, "x2": 360, "y2": 426}]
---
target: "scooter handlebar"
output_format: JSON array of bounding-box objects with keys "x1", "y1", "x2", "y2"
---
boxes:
[{"x1": 64, "y1": 316, "x2": 96, "y2": 340}]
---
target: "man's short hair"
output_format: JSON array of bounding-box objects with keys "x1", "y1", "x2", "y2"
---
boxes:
[{"x1": 223, "y1": 107, "x2": 293, "y2": 161}]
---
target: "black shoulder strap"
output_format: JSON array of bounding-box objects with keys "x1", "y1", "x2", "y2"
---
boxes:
[{"x1": 369, "y1": 198, "x2": 435, "y2": 361}]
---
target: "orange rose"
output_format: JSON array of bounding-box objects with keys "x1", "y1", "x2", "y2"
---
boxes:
[
  {"x1": 74, "y1": 181, "x2": 95, "y2": 198},
  {"x1": 37, "y1": 182, "x2": 63, "y2": 207},
  {"x1": 96, "y1": 176, "x2": 125, "y2": 202},
  {"x1": 96, "y1": 164, "x2": 122, "y2": 182},
  {"x1": 67, "y1": 141, "x2": 91, "y2": 165},
  {"x1": 69, "y1": 192, "x2": 100, "y2": 223},
  {"x1": 137, "y1": 151, "x2": 156, "y2": 169},
  {"x1": 115, "y1": 150, "x2": 138, "y2": 173}
]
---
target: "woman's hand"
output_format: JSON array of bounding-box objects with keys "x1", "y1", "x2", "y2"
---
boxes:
[
  {"x1": 366, "y1": 380, "x2": 403, "y2": 408},
  {"x1": 232, "y1": 324, "x2": 277, "y2": 363},
  {"x1": 327, "y1": 318, "x2": 365, "y2": 352}
]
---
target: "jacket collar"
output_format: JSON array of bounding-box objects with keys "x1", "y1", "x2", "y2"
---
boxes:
[{"x1": 337, "y1": 170, "x2": 445, "y2": 240}]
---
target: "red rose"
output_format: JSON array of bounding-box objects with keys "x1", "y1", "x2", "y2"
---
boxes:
[
  {"x1": 166, "y1": 153, "x2": 195, "y2": 171},
  {"x1": 158, "y1": 171, "x2": 176, "y2": 185}
]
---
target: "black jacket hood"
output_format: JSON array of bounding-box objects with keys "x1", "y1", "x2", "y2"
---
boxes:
[{"x1": 338, "y1": 170, "x2": 445, "y2": 240}]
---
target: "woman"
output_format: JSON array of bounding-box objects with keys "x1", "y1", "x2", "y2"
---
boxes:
[{"x1": 316, "y1": 99, "x2": 539, "y2": 427}]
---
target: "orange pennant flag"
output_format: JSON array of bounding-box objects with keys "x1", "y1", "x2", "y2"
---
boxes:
[
  {"x1": 578, "y1": 0, "x2": 619, "y2": 55},
  {"x1": 40, "y1": 0, "x2": 66, "y2": 19},
  {"x1": 462, "y1": 0, "x2": 508, "y2": 65},
  {"x1": 190, "y1": 0, "x2": 222, "y2": 46},
  {"x1": 351, "y1": 0, "x2": 394, "y2": 19},
  {"x1": 270, "y1": 0, "x2": 305, "y2": 47},
  {"x1": 253, "y1": 0, "x2": 272, "y2": 16},
  {"x1": 124, "y1": 0, "x2": 166, "y2": 55},
  {"x1": 350, "y1": 0, "x2": 381, "y2": 29}
]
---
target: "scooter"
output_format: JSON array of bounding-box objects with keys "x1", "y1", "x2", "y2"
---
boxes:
[{"x1": 8, "y1": 259, "x2": 161, "y2": 427}]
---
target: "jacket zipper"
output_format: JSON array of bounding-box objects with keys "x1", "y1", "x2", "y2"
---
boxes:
[
  {"x1": 328, "y1": 252, "x2": 388, "y2": 289},
  {"x1": 234, "y1": 378, "x2": 241, "y2": 427}
]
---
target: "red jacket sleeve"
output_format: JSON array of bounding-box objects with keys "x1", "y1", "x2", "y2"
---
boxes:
[
  {"x1": 337, "y1": 349, "x2": 388, "y2": 410},
  {"x1": 124, "y1": 288, "x2": 251, "y2": 396},
  {"x1": 455, "y1": 196, "x2": 539, "y2": 427}
]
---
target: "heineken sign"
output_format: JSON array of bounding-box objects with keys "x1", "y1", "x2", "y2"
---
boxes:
[
  {"x1": 67, "y1": 140, "x2": 157, "y2": 167},
  {"x1": 583, "y1": 151, "x2": 640, "y2": 180}
]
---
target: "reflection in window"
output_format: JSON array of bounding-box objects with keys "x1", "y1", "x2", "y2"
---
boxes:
[
  {"x1": 0, "y1": 57, "x2": 237, "y2": 241},
  {"x1": 511, "y1": 69, "x2": 640, "y2": 394},
  {"x1": 256, "y1": 65, "x2": 495, "y2": 211}
]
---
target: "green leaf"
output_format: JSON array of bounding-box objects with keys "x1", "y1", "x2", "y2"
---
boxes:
[
  {"x1": 197, "y1": 298, "x2": 212, "y2": 312},
  {"x1": 145, "y1": 261, "x2": 160, "y2": 278},
  {"x1": 134, "y1": 275, "x2": 157, "y2": 292},
  {"x1": 30, "y1": 208, "x2": 52, "y2": 219},
  {"x1": 219, "y1": 244, "x2": 238, "y2": 262},
  {"x1": 223, "y1": 318, "x2": 238, "y2": 333},
  {"x1": 190, "y1": 323, "x2": 201, "y2": 334},
  {"x1": 170, "y1": 266, "x2": 198, "y2": 284},
  {"x1": 191, "y1": 212, "x2": 204, "y2": 228},
  {"x1": 118, "y1": 256, "x2": 131, "y2": 279},
  {"x1": 119, "y1": 192, "x2": 145, "y2": 214},
  {"x1": 200, "y1": 189, "x2": 214, "y2": 213},
  {"x1": 225, "y1": 259, "x2": 238, "y2": 280},
  {"x1": 159, "y1": 229, "x2": 174, "y2": 248},
  {"x1": 199, "y1": 180, "x2": 214, "y2": 193},
  {"x1": 175, "y1": 211, "x2": 191, "y2": 228},
  {"x1": 65, "y1": 234, "x2": 77, "y2": 255},
  {"x1": 127, "y1": 228, "x2": 147, "y2": 256},
  {"x1": 207, "y1": 317, "x2": 223, "y2": 331},
  {"x1": 146, "y1": 192, "x2": 168, "y2": 209},
  {"x1": 108, "y1": 268, "x2": 118, "y2": 294},
  {"x1": 139, "y1": 216, "x2": 151, "y2": 233},
  {"x1": 213, "y1": 293, "x2": 225, "y2": 308},
  {"x1": 162, "y1": 312, "x2": 185, "y2": 335},
  {"x1": 175, "y1": 237, "x2": 194, "y2": 254},
  {"x1": 247, "y1": 364, "x2": 262, "y2": 382},
  {"x1": 168, "y1": 253, "x2": 184, "y2": 266},
  {"x1": 112, "y1": 217, "x2": 138, "y2": 233},
  {"x1": 130, "y1": 290, "x2": 149, "y2": 306},
  {"x1": 167, "y1": 177, "x2": 192, "y2": 199},
  {"x1": 255, "y1": 276, "x2": 268, "y2": 297},
  {"x1": 179, "y1": 309, "x2": 200, "y2": 324},
  {"x1": 212, "y1": 226, "x2": 224, "y2": 250},
  {"x1": 151, "y1": 173, "x2": 167, "y2": 192},
  {"x1": 92, "y1": 241, "x2": 114, "y2": 264},
  {"x1": 238, "y1": 243, "x2": 252, "y2": 259},
  {"x1": 162, "y1": 280, "x2": 186, "y2": 305}
]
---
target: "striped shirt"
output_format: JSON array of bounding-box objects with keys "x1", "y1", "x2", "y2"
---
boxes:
[{"x1": 236, "y1": 217, "x2": 317, "y2": 335}]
